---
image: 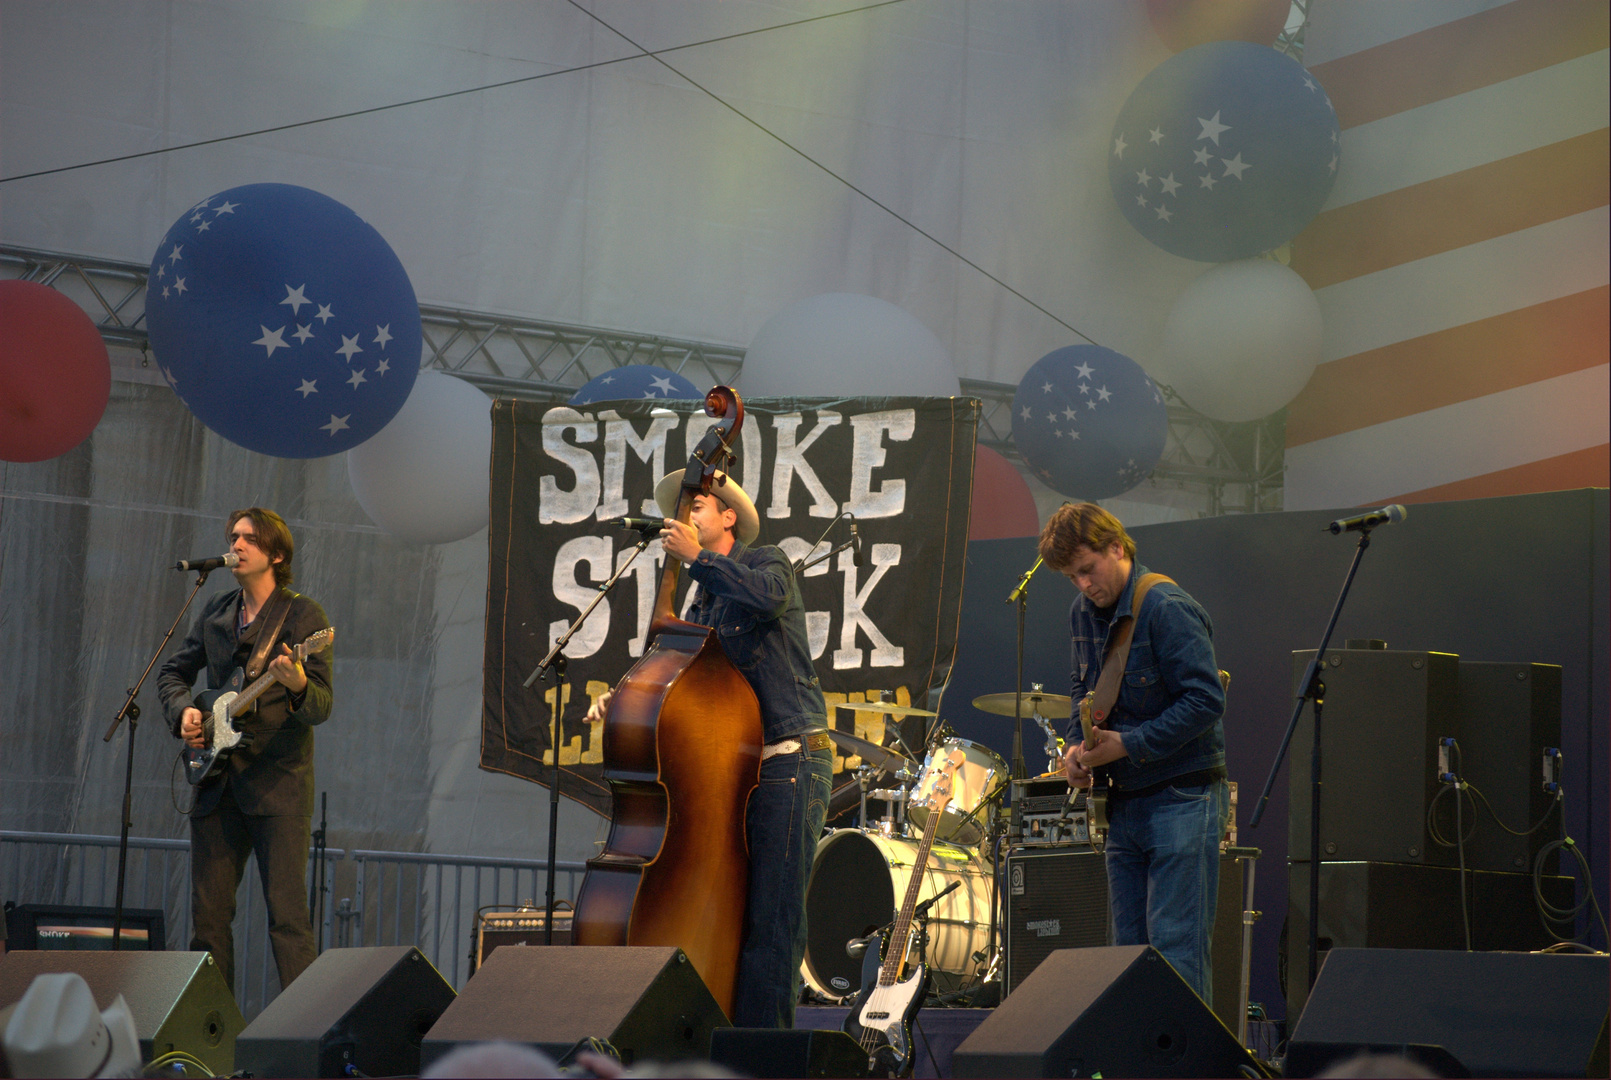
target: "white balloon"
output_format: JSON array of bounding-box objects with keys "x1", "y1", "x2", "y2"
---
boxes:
[
  {"x1": 347, "y1": 370, "x2": 492, "y2": 544},
  {"x1": 1161, "y1": 260, "x2": 1322, "y2": 422},
  {"x1": 742, "y1": 293, "x2": 960, "y2": 397}
]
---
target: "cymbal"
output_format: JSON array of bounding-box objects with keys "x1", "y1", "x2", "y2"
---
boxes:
[
  {"x1": 836, "y1": 701, "x2": 938, "y2": 718},
  {"x1": 828, "y1": 730, "x2": 918, "y2": 773},
  {"x1": 971, "y1": 691, "x2": 1074, "y2": 720}
]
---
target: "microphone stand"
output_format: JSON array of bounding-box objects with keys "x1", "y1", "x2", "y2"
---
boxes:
[
  {"x1": 309, "y1": 791, "x2": 328, "y2": 953},
  {"x1": 102, "y1": 565, "x2": 217, "y2": 950},
  {"x1": 794, "y1": 510, "x2": 856, "y2": 575},
  {"x1": 521, "y1": 526, "x2": 654, "y2": 943},
  {"x1": 1003, "y1": 556, "x2": 1044, "y2": 781},
  {"x1": 1248, "y1": 522, "x2": 1383, "y2": 996}
]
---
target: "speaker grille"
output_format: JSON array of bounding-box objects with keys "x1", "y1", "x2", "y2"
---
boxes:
[{"x1": 1004, "y1": 847, "x2": 1110, "y2": 995}]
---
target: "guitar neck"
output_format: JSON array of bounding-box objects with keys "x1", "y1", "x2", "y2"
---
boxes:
[
  {"x1": 226, "y1": 643, "x2": 311, "y2": 719},
  {"x1": 879, "y1": 799, "x2": 945, "y2": 987}
]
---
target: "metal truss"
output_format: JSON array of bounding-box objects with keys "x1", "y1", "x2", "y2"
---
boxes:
[
  {"x1": 1276, "y1": 0, "x2": 1310, "y2": 61},
  {"x1": 1, "y1": 243, "x2": 1282, "y2": 511},
  {"x1": 964, "y1": 376, "x2": 1284, "y2": 513}
]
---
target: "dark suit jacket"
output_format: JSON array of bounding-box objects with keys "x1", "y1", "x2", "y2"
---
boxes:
[{"x1": 158, "y1": 587, "x2": 333, "y2": 817}]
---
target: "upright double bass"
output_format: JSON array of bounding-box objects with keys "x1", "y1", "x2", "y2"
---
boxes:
[{"x1": 571, "y1": 386, "x2": 764, "y2": 1019}]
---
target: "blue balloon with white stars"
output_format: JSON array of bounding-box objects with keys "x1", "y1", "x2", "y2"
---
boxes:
[
  {"x1": 1011, "y1": 345, "x2": 1167, "y2": 500},
  {"x1": 145, "y1": 183, "x2": 420, "y2": 457},
  {"x1": 1109, "y1": 41, "x2": 1340, "y2": 262},
  {"x1": 569, "y1": 365, "x2": 702, "y2": 406}
]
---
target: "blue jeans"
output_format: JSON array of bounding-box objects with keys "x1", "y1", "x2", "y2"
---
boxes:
[
  {"x1": 730, "y1": 746, "x2": 833, "y2": 1027},
  {"x1": 1105, "y1": 778, "x2": 1228, "y2": 1006}
]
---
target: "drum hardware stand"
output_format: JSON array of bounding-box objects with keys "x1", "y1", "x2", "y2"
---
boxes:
[
  {"x1": 103, "y1": 562, "x2": 218, "y2": 952},
  {"x1": 522, "y1": 525, "x2": 655, "y2": 944},
  {"x1": 1004, "y1": 555, "x2": 1045, "y2": 780},
  {"x1": 1029, "y1": 702, "x2": 1064, "y2": 774},
  {"x1": 1221, "y1": 845, "x2": 1263, "y2": 1048},
  {"x1": 1248, "y1": 518, "x2": 1384, "y2": 996}
]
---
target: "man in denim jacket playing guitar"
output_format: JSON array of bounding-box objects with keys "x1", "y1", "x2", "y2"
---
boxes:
[{"x1": 1040, "y1": 502, "x2": 1227, "y2": 1004}]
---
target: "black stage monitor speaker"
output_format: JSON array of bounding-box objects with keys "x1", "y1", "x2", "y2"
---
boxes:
[
  {"x1": 234, "y1": 946, "x2": 456, "y2": 1079},
  {"x1": 0, "y1": 950, "x2": 244, "y2": 1076},
  {"x1": 1284, "y1": 861, "x2": 1576, "y2": 1018},
  {"x1": 420, "y1": 945, "x2": 726, "y2": 1069},
  {"x1": 710, "y1": 1027, "x2": 881, "y2": 1078},
  {"x1": 1289, "y1": 647, "x2": 1460, "y2": 865},
  {"x1": 1003, "y1": 847, "x2": 1110, "y2": 996},
  {"x1": 1287, "y1": 947, "x2": 1609, "y2": 1078},
  {"x1": 951, "y1": 945, "x2": 1262, "y2": 1078}
]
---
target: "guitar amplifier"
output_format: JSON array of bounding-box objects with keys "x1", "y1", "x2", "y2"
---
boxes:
[
  {"x1": 472, "y1": 904, "x2": 572, "y2": 973},
  {"x1": 1003, "y1": 847, "x2": 1111, "y2": 996},
  {"x1": 1009, "y1": 777, "x2": 1091, "y2": 847}
]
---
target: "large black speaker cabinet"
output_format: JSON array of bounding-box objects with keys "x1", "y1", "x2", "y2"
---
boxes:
[
  {"x1": 1290, "y1": 647, "x2": 1460, "y2": 865},
  {"x1": 1005, "y1": 848, "x2": 1250, "y2": 1031},
  {"x1": 1456, "y1": 661, "x2": 1562, "y2": 873},
  {"x1": 420, "y1": 945, "x2": 726, "y2": 1069},
  {"x1": 951, "y1": 945, "x2": 1261, "y2": 1078},
  {"x1": 1287, "y1": 948, "x2": 1609, "y2": 1078},
  {"x1": 710, "y1": 1027, "x2": 881, "y2": 1078},
  {"x1": 1003, "y1": 847, "x2": 1110, "y2": 995},
  {"x1": 234, "y1": 946, "x2": 455, "y2": 1078},
  {"x1": 1284, "y1": 861, "x2": 1576, "y2": 1018},
  {"x1": 0, "y1": 950, "x2": 244, "y2": 1076}
]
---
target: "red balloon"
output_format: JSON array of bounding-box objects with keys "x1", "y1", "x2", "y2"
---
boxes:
[
  {"x1": 969, "y1": 445, "x2": 1041, "y2": 541},
  {"x1": 1144, "y1": 0, "x2": 1291, "y2": 52},
  {"x1": 0, "y1": 280, "x2": 111, "y2": 463}
]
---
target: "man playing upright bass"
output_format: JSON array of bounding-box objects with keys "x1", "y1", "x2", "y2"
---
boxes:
[{"x1": 588, "y1": 471, "x2": 832, "y2": 1028}]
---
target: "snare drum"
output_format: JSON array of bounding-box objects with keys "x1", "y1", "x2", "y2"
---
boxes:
[
  {"x1": 907, "y1": 737, "x2": 1008, "y2": 845},
  {"x1": 801, "y1": 829, "x2": 993, "y2": 998}
]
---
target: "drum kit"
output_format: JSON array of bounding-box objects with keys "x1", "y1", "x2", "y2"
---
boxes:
[{"x1": 800, "y1": 689, "x2": 1077, "y2": 1002}]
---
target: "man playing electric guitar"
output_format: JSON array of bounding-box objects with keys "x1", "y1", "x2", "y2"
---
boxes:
[
  {"x1": 158, "y1": 508, "x2": 333, "y2": 996},
  {"x1": 1040, "y1": 503, "x2": 1227, "y2": 1006}
]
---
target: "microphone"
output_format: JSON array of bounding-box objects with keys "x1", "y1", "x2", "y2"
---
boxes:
[
  {"x1": 846, "y1": 932, "x2": 878, "y2": 960},
  {"x1": 607, "y1": 516, "x2": 665, "y2": 533},
  {"x1": 850, "y1": 521, "x2": 864, "y2": 568},
  {"x1": 1324, "y1": 504, "x2": 1406, "y2": 535},
  {"x1": 174, "y1": 552, "x2": 239, "y2": 572}
]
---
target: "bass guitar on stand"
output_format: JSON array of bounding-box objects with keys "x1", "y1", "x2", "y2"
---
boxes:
[
  {"x1": 844, "y1": 747, "x2": 965, "y2": 1077},
  {"x1": 183, "y1": 627, "x2": 335, "y2": 786}
]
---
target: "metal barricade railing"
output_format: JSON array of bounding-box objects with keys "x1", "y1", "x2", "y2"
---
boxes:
[
  {"x1": 1, "y1": 831, "x2": 586, "y2": 1017},
  {"x1": 342, "y1": 849, "x2": 588, "y2": 989}
]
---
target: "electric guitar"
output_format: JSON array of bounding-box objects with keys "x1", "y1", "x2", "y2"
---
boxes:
[
  {"x1": 183, "y1": 627, "x2": 334, "y2": 786},
  {"x1": 1078, "y1": 691, "x2": 1110, "y2": 846},
  {"x1": 843, "y1": 748, "x2": 964, "y2": 1077}
]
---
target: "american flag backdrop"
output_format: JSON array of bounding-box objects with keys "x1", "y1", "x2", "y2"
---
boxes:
[{"x1": 1282, "y1": 0, "x2": 1609, "y2": 510}]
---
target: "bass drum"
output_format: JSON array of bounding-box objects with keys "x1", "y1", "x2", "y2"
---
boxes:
[{"x1": 802, "y1": 829, "x2": 993, "y2": 998}]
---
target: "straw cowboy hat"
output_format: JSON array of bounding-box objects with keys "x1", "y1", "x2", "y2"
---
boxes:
[{"x1": 654, "y1": 469, "x2": 761, "y2": 545}]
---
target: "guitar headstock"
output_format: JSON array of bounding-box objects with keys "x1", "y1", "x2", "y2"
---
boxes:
[
  {"x1": 294, "y1": 627, "x2": 335, "y2": 661},
  {"x1": 923, "y1": 748, "x2": 967, "y2": 813}
]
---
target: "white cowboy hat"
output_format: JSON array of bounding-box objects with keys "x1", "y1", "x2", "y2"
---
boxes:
[
  {"x1": 1, "y1": 972, "x2": 142, "y2": 1079},
  {"x1": 654, "y1": 469, "x2": 761, "y2": 545}
]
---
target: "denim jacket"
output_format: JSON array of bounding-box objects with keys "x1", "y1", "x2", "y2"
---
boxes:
[
  {"x1": 1068, "y1": 562, "x2": 1225, "y2": 791},
  {"x1": 687, "y1": 540, "x2": 827, "y2": 743}
]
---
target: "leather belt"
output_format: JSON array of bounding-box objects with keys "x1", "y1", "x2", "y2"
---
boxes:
[{"x1": 761, "y1": 730, "x2": 832, "y2": 761}]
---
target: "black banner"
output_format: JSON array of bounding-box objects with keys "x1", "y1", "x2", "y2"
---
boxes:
[{"x1": 481, "y1": 395, "x2": 979, "y2": 816}]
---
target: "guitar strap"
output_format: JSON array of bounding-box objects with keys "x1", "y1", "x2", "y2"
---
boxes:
[
  {"x1": 244, "y1": 589, "x2": 294, "y2": 680},
  {"x1": 1089, "y1": 573, "x2": 1174, "y2": 725}
]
